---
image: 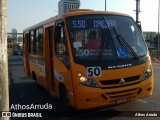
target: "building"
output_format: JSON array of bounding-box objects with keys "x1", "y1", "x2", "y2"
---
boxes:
[
  {"x1": 12, "y1": 29, "x2": 17, "y2": 40},
  {"x1": 143, "y1": 32, "x2": 157, "y2": 49},
  {"x1": 143, "y1": 32, "x2": 157, "y2": 43},
  {"x1": 58, "y1": 0, "x2": 80, "y2": 14}
]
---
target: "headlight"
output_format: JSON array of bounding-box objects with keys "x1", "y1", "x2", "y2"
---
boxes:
[
  {"x1": 78, "y1": 73, "x2": 98, "y2": 88},
  {"x1": 142, "y1": 67, "x2": 152, "y2": 80}
]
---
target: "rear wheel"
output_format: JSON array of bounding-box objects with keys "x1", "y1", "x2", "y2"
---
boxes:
[
  {"x1": 32, "y1": 72, "x2": 37, "y2": 83},
  {"x1": 32, "y1": 72, "x2": 42, "y2": 89}
]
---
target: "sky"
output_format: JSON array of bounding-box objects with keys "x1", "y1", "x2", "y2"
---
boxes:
[{"x1": 7, "y1": 0, "x2": 159, "y2": 33}]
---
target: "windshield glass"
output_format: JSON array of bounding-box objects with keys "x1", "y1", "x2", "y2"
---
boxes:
[{"x1": 66, "y1": 14, "x2": 147, "y2": 62}]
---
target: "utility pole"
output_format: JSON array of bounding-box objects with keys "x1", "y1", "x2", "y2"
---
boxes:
[
  {"x1": 105, "y1": 0, "x2": 107, "y2": 11},
  {"x1": 158, "y1": 0, "x2": 160, "y2": 59},
  {"x1": 0, "y1": 0, "x2": 9, "y2": 120},
  {"x1": 135, "y1": 0, "x2": 140, "y2": 23}
]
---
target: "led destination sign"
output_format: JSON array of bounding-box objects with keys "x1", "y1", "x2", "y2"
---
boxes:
[{"x1": 72, "y1": 20, "x2": 116, "y2": 28}]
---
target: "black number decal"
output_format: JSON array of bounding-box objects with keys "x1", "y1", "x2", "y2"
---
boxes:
[
  {"x1": 87, "y1": 67, "x2": 101, "y2": 77},
  {"x1": 87, "y1": 68, "x2": 94, "y2": 76},
  {"x1": 94, "y1": 68, "x2": 100, "y2": 76}
]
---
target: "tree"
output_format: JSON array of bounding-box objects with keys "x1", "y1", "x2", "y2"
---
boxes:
[{"x1": 0, "y1": 0, "x2": 9, "y2": 120}]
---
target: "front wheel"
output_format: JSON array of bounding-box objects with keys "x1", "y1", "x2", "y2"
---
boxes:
[
  {"x1": 59, "y1": 86, "x2": 70, "y2": 108},
  {"x1": 32, "y1": 72, "x2": 38, "y2": 84}
]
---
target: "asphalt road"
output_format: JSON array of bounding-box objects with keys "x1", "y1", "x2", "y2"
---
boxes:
[{"x1": 8, "y1": 55, "x2": 160, "y2": 120}]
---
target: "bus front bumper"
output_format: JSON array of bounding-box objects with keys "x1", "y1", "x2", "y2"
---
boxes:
[{"x1": 74, "y1": 76, "x2": 153, "y2": 110}]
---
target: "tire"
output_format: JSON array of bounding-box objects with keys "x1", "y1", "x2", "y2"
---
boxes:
[
  {"x1": 32, "y1": 72, "x2": 42, "y2": 89},
  {"x1": 32, "y1": 72, "x2": 37, "y2": 82}
]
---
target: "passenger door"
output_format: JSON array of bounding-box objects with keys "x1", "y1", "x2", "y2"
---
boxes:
[
  {"x1": 54, "y1": 20, "x2": 73, "y2": 92},
  {"x1": 44, "y1": 26, "x2": 55, "y2": 90},
  {"x1": 48, "y1": 27, "x2": 55, "y2": 87}
]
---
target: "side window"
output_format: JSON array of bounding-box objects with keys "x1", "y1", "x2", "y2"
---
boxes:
[
  {"x1": 29, "y1": 31, "x2": 35, "y2": 54},
  {"x1": 29, "y1": 28, "x2": 43, "y2": 55},
  {"x1": 54, "y1": 21, "x2": 70, "y2": 67},
  {"x1": 23, "y1": 33, "x2": 29, "y2": 53},
  {"x1": 23, "y1": 33, "x2": 26, "y2": 53},
  {"x1": 35, "y1": 28, "x2": 43, "y2": 55},
  {"x1": 55, "y1": 22, "x2": 68, "y2": 57}
]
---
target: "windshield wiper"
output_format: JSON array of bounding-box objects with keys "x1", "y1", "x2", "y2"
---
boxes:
[
  {"x1": 112, "y1": 27, "x2": 139, "y2": 60},
  {"x1": 95, "y1": 16, "x2": 111, "y2": 65},
  {"x1": 96, "y1": 27, "x2": 106, "y2": 65}
]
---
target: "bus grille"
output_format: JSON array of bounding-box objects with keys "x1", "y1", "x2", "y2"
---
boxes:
[
  {"x1": 99, "y1": 75, "x2": 140, "y2": 86},
  {"x1": 106, "y1": 88, "x2": 137, "y2": 98},
  {"x1": 99, "y1": 75, "x2": 141, "y2": 99},
  {"x1": 102, "y1": 88, "x2": 139, "y2": 99}
]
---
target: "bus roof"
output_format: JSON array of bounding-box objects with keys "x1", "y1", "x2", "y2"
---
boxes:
[
  {"x1": 23, "y1": 9, "x2": 130, "y2": 32},
  {"x1": 64, "y1": 9, "x2": 130, "y2": 17}
]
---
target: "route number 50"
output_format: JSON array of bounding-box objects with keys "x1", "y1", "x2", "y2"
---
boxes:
[{"x1": 86, "y1": 67, "x2": 101, "y2": 77}]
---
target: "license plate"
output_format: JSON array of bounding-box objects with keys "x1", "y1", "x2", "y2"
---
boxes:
[{"x1": 116, "y1": 97, "x2": 129, "y2": 104}]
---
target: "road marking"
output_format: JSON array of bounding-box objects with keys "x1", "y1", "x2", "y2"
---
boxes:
[
  {"x1": 137, "y1": 99, "x2": 160, "y2": 107},
  {"x1": 137, "y1": 99, "x2": 148, "y2": 104}
]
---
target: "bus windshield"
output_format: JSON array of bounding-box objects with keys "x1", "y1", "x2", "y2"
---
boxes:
[{"x1": 66, "y1": 15, "x2": 147, "y2": 62}]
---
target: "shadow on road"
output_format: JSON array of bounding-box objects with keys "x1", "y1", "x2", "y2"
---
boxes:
[
  {"x1": 8, "y1": 56, "x2": 121, "y2": 119},
  {"x1": 9, "y1": 81, "x2": 122, "y2": 120}
]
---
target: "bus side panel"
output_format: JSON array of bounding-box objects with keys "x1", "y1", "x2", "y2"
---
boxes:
[
  {"x1": 53, "y1": 58, "x2": 75, "y2": 108},
  {"x1": 29, "y1": 54, "x2": 48, "y2": 89}
]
